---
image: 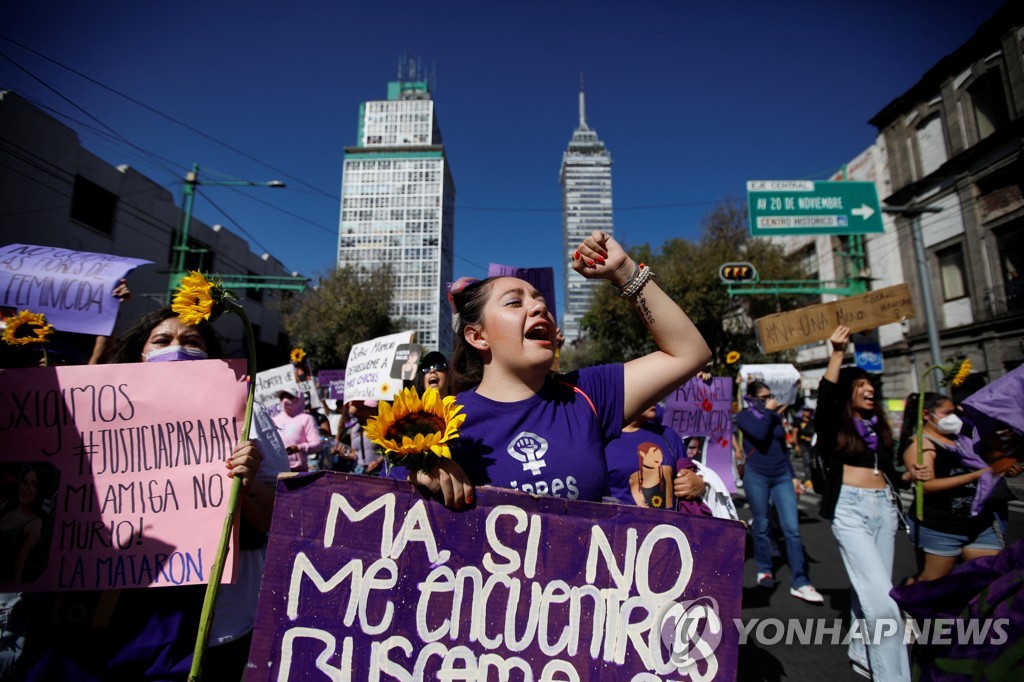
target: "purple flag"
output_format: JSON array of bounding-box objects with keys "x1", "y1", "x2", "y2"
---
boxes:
[
  {"x1": 248, "y1": 473, "x2": 745, "y2": 680},
  {"x1": 488, "y1": 263, "x2": 558, "y2": 322},
  {"x1": 0, "y1": 244, "x2": 151, "y2": 336}
]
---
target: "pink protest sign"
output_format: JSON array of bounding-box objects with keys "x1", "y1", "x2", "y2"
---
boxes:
[
  {"x1": 0, "y1": 243, "x2": 152, "y2": 336},
  {"x1": 0, "y1": 359, "x2": 246, "y2": 591}
]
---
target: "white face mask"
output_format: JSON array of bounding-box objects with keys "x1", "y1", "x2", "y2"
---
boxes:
[{"x1": 935, "y1": 413, "x2": 963, "y2": 436}]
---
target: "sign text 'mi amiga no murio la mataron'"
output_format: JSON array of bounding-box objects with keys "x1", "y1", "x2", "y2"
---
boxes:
[
  {"x1": 248, "y1": 473, "x2": 745, "y2": 681},
  {"x1": 0, "y1": 360, "x2": 246, "y2": 592}
]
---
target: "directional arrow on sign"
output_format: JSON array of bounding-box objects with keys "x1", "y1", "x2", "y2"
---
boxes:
[{"x1": 851, "y1": 204, "x2": 875, "y2": 220}]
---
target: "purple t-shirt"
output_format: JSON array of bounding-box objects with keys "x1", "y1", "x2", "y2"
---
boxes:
[
  {"x1": 605, "y1": 423, "x2": 685, "y2": 505},
  {"x1": 452, "y1": 365, "x2": 625, "y2": 502}
]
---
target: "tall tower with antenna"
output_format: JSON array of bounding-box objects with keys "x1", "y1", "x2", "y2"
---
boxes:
[
  {"x1": 337, "y1": 55, "x2": 455, "y2": 352},
  {"x1": 559, "y1": 76, "x2": 614, "y2": 344}
]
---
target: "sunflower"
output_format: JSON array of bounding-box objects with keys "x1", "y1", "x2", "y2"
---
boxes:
[
  {"x1": 364, "y1": 386, "x2": 467, "y2": 468},
  {"x1": 650, "y1": 495, "x2": 664, "y2": 509},
  {"x1": 379, "y1": 381, "x2": 393, "y2": 398},
  {"x1": 944, "y1": 357, "x2": 972, "y2": 387},
  {"x1": 2, "y1": 310, "x2": 54, "y2": 346},
  {"x1": 290, "y1": 347, "x2": 306, "y2": 364},
  {"x1": 725, "y1": 351, "x2": 741, "y2": 365},
  {"x1": 171, "y1": 271, "x2": 230, "y2": 326}
]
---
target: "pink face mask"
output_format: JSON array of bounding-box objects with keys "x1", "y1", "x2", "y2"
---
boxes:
[{"x1": 143, "y1": 346, "x2": 208, "y2": 362}]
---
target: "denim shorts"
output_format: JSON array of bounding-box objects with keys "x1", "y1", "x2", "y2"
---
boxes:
[{"x1": 909, "y1": 518, "x2": 1005, "y2": 557}]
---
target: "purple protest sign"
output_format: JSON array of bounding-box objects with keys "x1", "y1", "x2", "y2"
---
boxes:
[
  {"x1": 664, "y1": 377, "x2": 738, "y2": 493},
  {"x1": 0, "y1": 244, "x2": 152, "y2": 336},
  {"x1": 317, "y1": 369, "x2": 346, "y2": 401},
  {"x1": 488, "y1": 263, "x2": 557, "y2": 322},
  {"x1": 248, "y1": 473, "x2": 744, "y2": 681}
]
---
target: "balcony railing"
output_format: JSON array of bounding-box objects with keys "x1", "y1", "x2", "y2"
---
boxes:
[{"x1": 982, "y1": 282, "x2": 1024, "y2": 320}]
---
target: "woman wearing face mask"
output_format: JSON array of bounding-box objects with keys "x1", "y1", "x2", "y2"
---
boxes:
[
  {"x1": 737, "y1": 381, "x2": 822, "y2": 602},
  {"x1": 817, "y1": 325, "x2": 929, "y2": 682},
  {"x1": 15, "y1": 307, "x2": 289, "y2": 680},
  {"x1": 272, "y1": 389, "x2": 322, "y2": 472},
  {"x1": 899, "y1": 393, "x2": 1000, "y2": 581}
]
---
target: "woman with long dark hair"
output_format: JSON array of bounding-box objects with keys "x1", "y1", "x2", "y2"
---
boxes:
[
  {"x1": 413, "y1": 230, "x2": 711, "y2": 506},
  {"x1": 0, "y1": 465, "x2": 54, "y2": 583},
  {"x1": 816, "y1": 325, "x2": 919, "y2": 681},
  {"x1": 899, "y1": 392, "x2": 1002, "y2": 581}
]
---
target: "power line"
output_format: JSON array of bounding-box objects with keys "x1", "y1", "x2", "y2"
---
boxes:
[{"x1": 0, "y1": 34, "x2": 340, "y2": 202}]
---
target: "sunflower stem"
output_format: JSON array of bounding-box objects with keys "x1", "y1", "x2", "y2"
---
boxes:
[
  {"x1": 42, "y1": 347, "x2": 49, "y2": 367},
  {"x1": 915, "y1": 365, "x2": 945, "y2": 521},
  {"x1": 188, "y1": 301, "x2": 257, "y2": 682}
]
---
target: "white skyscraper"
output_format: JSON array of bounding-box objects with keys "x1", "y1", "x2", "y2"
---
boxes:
[
  {"x1": 338, "y1": 68, "x2": 455, "y2": 353},
  {"x1": 560, "y1": 81, "x2": 613, "y2": 343}
]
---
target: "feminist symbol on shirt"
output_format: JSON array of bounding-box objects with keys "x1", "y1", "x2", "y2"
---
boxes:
[{"x1": 507, "y1": 432, "x2": 549, "y2": 475}]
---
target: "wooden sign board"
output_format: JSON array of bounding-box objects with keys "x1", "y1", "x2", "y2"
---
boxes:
[{"x1": 755, "y1": 284, "x2": 915, "y2": 354}]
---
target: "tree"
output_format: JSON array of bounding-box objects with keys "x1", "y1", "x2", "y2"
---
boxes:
[
  {"x1": 566, "y1": 198, "x2": 805, "y2": 372},
  {"x1": 280, "y1": 266, "x2": 396, "y2": 370}
]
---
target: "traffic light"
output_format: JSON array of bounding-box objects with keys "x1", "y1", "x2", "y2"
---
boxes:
[{"x1": 718, "y1": 262, "x2": 757, "y2": 282}]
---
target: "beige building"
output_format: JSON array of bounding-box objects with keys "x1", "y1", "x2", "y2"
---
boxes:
[{"x1": 779, "y1": 4, "x2": 1023, "y2": 405}]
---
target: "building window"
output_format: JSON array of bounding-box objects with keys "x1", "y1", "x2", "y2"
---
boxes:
[
  {"x1": 168, "y1": 232, "x2": 214, "y2": 273},
  {"x1": 916, "y1": 113, "x2": 947, "y2": 177},
  {"x1": 246, "y1": 271, "x2": 263, "y2": 302},
  {"x1": 69, "y1": 175, "x2": 117, "y2": 234},
  {"x1": 968, "y1": 70, "x2": 1010, "y2": 141},
  {"x1": 937, "y1": 246, "x2": 968, "y2": 301}
]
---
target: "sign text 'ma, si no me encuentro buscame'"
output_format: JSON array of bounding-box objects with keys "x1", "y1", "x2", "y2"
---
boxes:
[
  {"x1": 248, "y1": 474, "x2": 746, "y2": 681},
  {"x1": 746, "y1": 181, "x2": 884, "y2": 236}
]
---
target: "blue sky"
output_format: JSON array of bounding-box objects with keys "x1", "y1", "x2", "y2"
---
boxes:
[{"x1": 0, "y1": 1, "x2": 1008, "y2": 315}]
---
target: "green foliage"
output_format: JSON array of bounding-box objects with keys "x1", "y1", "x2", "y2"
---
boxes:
[
  {"x1": 576, "y1": 198, "x2": 805, "y2": 371},
  {"x1": 279, "y1": 266, "x2": 397, "y2": 370}
]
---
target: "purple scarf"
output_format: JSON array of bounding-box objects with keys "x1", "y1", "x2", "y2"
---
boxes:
[{"x1": 854, "y1": 415, "x2": 878, "y2": 451}]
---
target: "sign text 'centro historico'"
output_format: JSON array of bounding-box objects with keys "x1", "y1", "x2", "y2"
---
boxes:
[{"x1": 746, "y1": 180, "x2": 884, "y2": 236}]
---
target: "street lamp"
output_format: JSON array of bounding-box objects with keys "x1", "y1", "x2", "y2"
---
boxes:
[
  {"x1": 167, "y1": 163, "x2": 287, "y2": 296},
  {"x1": 883, "y1": 204, "x2": 944, "y2": 391}
]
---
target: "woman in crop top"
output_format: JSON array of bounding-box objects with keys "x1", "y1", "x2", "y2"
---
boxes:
[
  {"x1": 815, "y1": 325, "x2": 924, "y2": 682},
  {"x1": 899, "y1": 392, "x2": 1001, "y2": 582}
]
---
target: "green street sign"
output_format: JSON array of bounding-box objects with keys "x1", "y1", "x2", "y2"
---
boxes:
[{"x1": 746, "y1": 180, "x2": 884, "y2": 236}]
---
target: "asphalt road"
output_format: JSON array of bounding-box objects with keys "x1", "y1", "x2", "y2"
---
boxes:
[{"x1": 731, "y1": 481, "x2": 1024, "y2": 682}]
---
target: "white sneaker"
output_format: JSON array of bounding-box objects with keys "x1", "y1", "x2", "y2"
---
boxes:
[{"x1": 790, "y1": 585, "x2": 824, "y2": 604}]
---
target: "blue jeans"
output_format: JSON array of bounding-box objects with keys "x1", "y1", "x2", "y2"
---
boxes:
[
  {"x1": 742, "y1": 466, "x2": 810, "y2": 588},
  {"x1": 832, "y1": 485, "x2": 910, "y2": 682}
]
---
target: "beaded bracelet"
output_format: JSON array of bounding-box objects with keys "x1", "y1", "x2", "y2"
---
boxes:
[{"x1": 615, "y1": 262, "x2": 655, "y2": 299}]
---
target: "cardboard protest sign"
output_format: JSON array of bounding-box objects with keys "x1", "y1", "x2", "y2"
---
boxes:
[
  {"x1": 0, "y1": 244, "x2": 152, "y2": 336},
  {"x1": 317, "y1": 369, "x2": 346, "y2": 401},
  {"x1": 344, "y1": 331, "x2": 416, "y2": 402},
  {"x1": 255, "y1": 364, "x2": 301, "y2": 416},
  {"x1": 488, "y1": 263, "x2": 558, "y2": 322},
  {"x1": 755, "y1": 283, "x2": 914, "y2": 354},
  {"x1": 0, "y1": 360, "x2": 244, "y2": 591},
  {"x1": 249, "y1": 473, "x2": 744, "y2": 681},
  {"x1": 664, "y1": 377, "x2": 737, "y2": 493},
  {"x1": 737, "y1": 364, "x2": 802, "y2": 407}
]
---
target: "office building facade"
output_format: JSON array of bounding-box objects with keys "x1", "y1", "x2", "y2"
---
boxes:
[
  {"x1": 560, "y1": 84, "x2": 614, "y2": 343},
  {"x1": 338, "y1": 77, "x2": 455, "y2": 353}
]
